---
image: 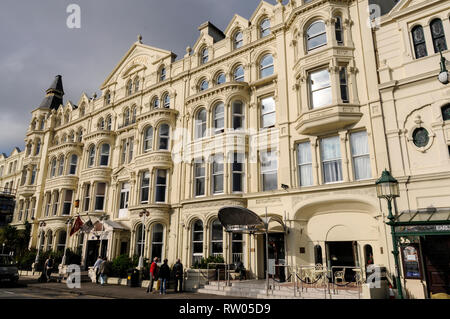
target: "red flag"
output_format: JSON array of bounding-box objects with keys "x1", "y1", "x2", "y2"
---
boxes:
[{"x1": 70, "y1": 216, "x2": 84, "y2": 236}]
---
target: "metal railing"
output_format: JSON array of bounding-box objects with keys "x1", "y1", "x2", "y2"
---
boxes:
[
  {"x1": 206, "y1": 262, "x2": 230, "y2": 291},
  {"x1": 232, "y1": 253, "x2": 243, "y2": 263}
]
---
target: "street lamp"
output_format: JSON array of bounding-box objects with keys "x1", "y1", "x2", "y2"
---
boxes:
[
  {"x1": 138, "y1": 209, "x2": 150, "y2": 270},
  {"x1": 438, "y1": 48, "x2": 449, "y2": 85},
  {"x1": 33, "y1": 221, "x2": 46, "y2": 273},
  {"x1": 97, "y1": 214, "x2": 108, "y2": 258},
  {"x1": 376, "y1": 170, "x2": 403, "y2": 299}
]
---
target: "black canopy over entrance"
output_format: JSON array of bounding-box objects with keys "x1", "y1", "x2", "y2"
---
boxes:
[{"x1": 218, "y1": 206, "x2": 265, "y2": 233}]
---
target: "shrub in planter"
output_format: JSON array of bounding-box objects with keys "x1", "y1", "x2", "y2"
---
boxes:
[
  {"x1": 17, "y1": 249, "x2": 37, "y2": 271},
  {"x1": 192, "y1": 255, "x2": 225, "y2": 269},
  {"x1": 111, "y1": 254, "x2": 134, "y2": 278}
]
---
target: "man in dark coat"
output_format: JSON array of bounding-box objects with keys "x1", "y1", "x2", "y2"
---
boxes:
[
  {"x1": 159, "y1": 259, "x2": 170, "y2": 295},
  {"x1": 172, "y1": 258, "x2": 183, "y2": 292}
]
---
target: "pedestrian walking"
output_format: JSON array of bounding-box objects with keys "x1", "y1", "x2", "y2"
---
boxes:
[
  {"x1": 146, "y1": 257, "x2": 159, "y2": 293},
  {"x1": 44, "y1": 256, "x2": 54, "y2": 283},
  {"x1": 172, "y1": 258, "x2": 183, "y2": 293},
  {"x1": 99, "y1": 257, "x2": 108, "y2": 285},
  {"x1": 159, "y1": 259, "x2": 170, "y2": 295},
  {"x1": 93, "y1": 256, "x2": 103, "y2": 284}
]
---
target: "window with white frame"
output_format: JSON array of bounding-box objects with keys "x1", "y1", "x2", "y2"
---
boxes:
[
  {"x1": 213, "y1": 102, "x2": 225, "y2": 134},
  {"x1": 234, "y1": 31, "x2": 243, "y2": 49},
  {"x1": 151, "y1": 224, "x2": 164, "y2": 260},
  {"x1": 216, "y1": 73, "x2": 226, "y2": 85},
  {"x1": 119, "y1": 182, "x2": 130, "y2": 219},
  {"x1": 95, "y1": 183, "x2": 106, "y2": 211},
  {"x1": 211, "y1": 219, "x2": 223, "y2": 257},
  {"x1": 58, "y1": 156, "x2": 65, "y2": 176},
  {"x1": 199, "y1": 79, "x2": 209, "y2": 91},
  {"x1": 297, "y1": 142, "x2": 313, "y2": 187},
  {"x1": 106, "y1": 116, "x2": 112, "y2": 131},
  {"x1": 350, "y1": 131, "x2": 371, "y2": 180},
  {"x1": 158, "y1": 124, "x2": 170, "y2": 150},
  {"x1": 261, "y1": 96, "x2": 276, "y2": 128},
  {"x1": 260, "y1": 54, "x2": 274, "y2": 78},
  {"x1": 57, "y1": 231, "x2": 66, "y2": 253},
  {"x1": 30, "y1": 165, "x2": 37, "y2": 185},
  {"x1": 88, "y1": 146, "x2": 95, "y2": 167},
  {"x1": 140, "y1": 171, "x2": 150, "y2": 204},
  {"x1": 320, "y1": 136, "x2": 343, "y2": 183},
  {"x1": 135, "y1": 224, "x2": 145, "y2": 256},
  {"x1": 153, "y1": 97, "x2": 160, "y2": 109},
  {"x1": 160, "y1": 67, "x2": 166, "y2": 81},
  {"x1": 234, "y1": 65, "x2": 245, "y2": 82},
  {"x1": 335, "y1": 16, "x2": 343, "y2": 44},
  {"x1": 232, "y1": 101, "x2": 245, "y2": 130},
  {"x1": 339, "y1": 67, "x2": 349, "y2": 103},
  {"x1": 430, "y1": 18, "x2": 447, "y2": 53},
  {"x1": 309, "y1": 68, "x2": 332, "y2": 109},
  {"x1": 62, "y1": 190, "x2": 73, "y2": 215},
  {"x1": 192, "y1": 220, "x2": 204, "y2": 265},
  {"x1": 260, "y1": 18, "x2": 271, "y2": 38},
  {"x1": 260, "y1": 150, "x2": 278, "y2": 191},
  {"x1": 232, "y1": 153, "x2": 244, "y2": 193},
  {"x1": 99, "y1": 144, "x2": 110, "y2": 166},
  {"x1": 155, "y1": 169, "x2": 168, "y2": 203},
  {"x1": 201, "y1": 47, "x2": 209, "y2": 64},
  {"x1": 306, "y1": 21, "x2": 327, "y2": 51},
  {"x1": 144, "y1": 126, "x2": 153, "y2": 152},
  {"x1": 163, "y1": 94, "x2": 170, "y2": 108},
  {"x1": 83, "y1": 184, "x2": 90, "y2": 212},
  {"x1": 211, "y1": 154, "x2": 224, "y2": 194},
  {"x1": 194, "y1": 160, "x2": 206, "y2": 196},
  {"x1": 69, "y1": 154, "x2": 78, "y2": 175},
  {"x1": 195, "y1": 109, "x2": 207, "y2": 139},
  {"x1": 45, "y1": 193, "x2": 51, "y2": 216},
  {"x1": 53, "y1": 190, "x2": 59, "y2": 216},
  {"x1": 126, "y1": 80, "x2": 133, "y2": 96}
]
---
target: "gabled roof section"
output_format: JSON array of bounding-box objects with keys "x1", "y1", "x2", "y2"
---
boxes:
[
  {"x1": 192, "y1": 21, "x2": 225, "y2": 54},
  {"x1": 101, "y1": 39, "x2": 175, "y2": 90},
  {"x1": 224, "y1": 14, "x2": 250, "y2": 36},
  {"x1": 249, "y1": 0, "x2": 274, "y2": 24},
  {"x1": 38, "y1": 75, "x2": 64, "y2": 111},
  {"x1": 77, "y1": 93, "x2": 90, "y2": 107},
  {"x1": 9, "y1": 147, "x2": 21, "y2": 157},
  {"x1": 0, "y1": 153, "x2": 7, "y2": 160},
  {"x1": 387, "y1": 0, "x2": 438, "y2": 19}
]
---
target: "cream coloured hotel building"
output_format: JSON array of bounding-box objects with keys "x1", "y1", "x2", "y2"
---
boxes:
[{"x1": 0, "y1": 0, "x2": 449, "y2": 299}]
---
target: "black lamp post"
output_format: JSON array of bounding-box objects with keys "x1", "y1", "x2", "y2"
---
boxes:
[
  {"x1": 138, "y1": 209, "x2": 150, "y2": 269},
  {"x1": 376, "y1": 170, "x2": 403, "y2": 299}
]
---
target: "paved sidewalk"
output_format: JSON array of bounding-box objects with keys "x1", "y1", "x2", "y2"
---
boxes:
[{"x1": 17, "y1": 277, "x2": 243, "y2": 299}]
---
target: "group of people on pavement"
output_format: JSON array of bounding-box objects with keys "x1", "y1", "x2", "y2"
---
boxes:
[
  {"x1": 38, "y1": 256, "x2": 54, "y2": 283},
  {"x1": 93, "y1": 256, "x2": 108, "y2": 285},
  {"x1": 146, "y1": 257, "x2": 183, "y2": 295}
]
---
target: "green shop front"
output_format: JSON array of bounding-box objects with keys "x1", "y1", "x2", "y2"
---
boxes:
[{"x1": 393, "y1": 208, "x2": 450, "y2": 299}]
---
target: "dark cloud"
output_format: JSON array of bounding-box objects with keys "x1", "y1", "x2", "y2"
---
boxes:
[{"x1": 0, "y1": 0, "x2": 280, "y2": 155}]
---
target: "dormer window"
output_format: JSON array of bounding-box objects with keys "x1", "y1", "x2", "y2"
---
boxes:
[
  {"x1": 126, "y1": 80, "x2": 133, "y2": 96},
  {"x1": 134, "y1": 77, "x2": 140, "y2": 92},
  {"x1": 260, "y1": 54, "x2": 274, "y2": 78},
  {"x1": 201, "y1": 47, "x2": 209, "y2": 64},
  {"x1": 105, "y1": 92, "x2": 111, "y2": 105},
  {"x1": 335, "y1": 16, "x2": 343, "y2": 45},
  {"x1": 260, "y1": 18, "x2": 271, "y2": 38},
  {"x1": 234, "y1": 31, "x2": 243, "y2": 49},
  {"x1": 160, "y1": 67, "x2": 166, "y2": 81}
]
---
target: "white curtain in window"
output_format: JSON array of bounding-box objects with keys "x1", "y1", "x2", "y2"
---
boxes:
[
  {"x1": 297, "y1": 142, "x2": 313, "y2": 186},
  {"x1": 321, "y1": 136, "x2": 342, "y2": 183},
  {"x1": 350, "y1": 131, "x2": 371, "y2": 180}
]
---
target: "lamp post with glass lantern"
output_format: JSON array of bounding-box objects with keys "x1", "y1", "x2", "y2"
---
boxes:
[
  {"x1": 138, "y1": 209, "x2": 150, "y2": 270},
  {"x1": 375, "y1": 170, "x2": 403, "y2": 299},
  {"x1": 438, "y1": 46, "x2": 449, "y2": 85},
  {"x1": 33, "y1": 221, "x2": 46, "y2": 273},
  {"x1": 97, "y1": 214, "x2": 108, "y2": 258}
]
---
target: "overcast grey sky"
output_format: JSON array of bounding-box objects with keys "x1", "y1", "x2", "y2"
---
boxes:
[{"x1": 0, "y1": 0, "x2": 283, "y2": 155}]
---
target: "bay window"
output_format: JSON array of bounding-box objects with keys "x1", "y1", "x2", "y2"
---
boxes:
[
  {"x1": 144, "y1": 126, "x2": 154, "y2": 152},
  {"x1": 95, "y1": 183, "x2": 106, "y2": 211},
  {"x1": 212, "y1": 154, "x2": 224, "y2": 194},
  {"x1": 213, "y1": 102, "x2": 225, "y2": 134},
  {"x1": 194, "y1": 160, "x2": 205, "y2": 197},
  {"x1": 309, "y1": 68, "x2": 332, "y2": 109},
  {"x1": 140, "y1": 171, "x2": 150, "y2": 204},
  {"x1": 119, "y1": 182, "x2": 130, "y2": 219},
  {"x1": 158, "y1": 124, "x2": 170, "y2": 150},
  {"x1": 155, "y1": 169, "x2": 168, "y2": 203},
  {"x1": 232, "y1": 153, "x2": 244, "y2": 192},
  {"x1": 62, "y1": 190, "x2": 73, "y2": 215}
]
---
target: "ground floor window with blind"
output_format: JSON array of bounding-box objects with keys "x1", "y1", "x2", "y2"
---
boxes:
[
  {"x1": 350, "y1": 131, "x2": 371, "y2": 180},
  {"x1": 320, "y1": 136, "x2": 343, "y2": 183},
  {"x1": 297, "y1": 142, "x2": 313, "y2": 186}
]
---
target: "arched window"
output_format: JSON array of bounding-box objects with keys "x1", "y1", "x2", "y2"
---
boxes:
[
  {"x1": 140, "y1": 171, "x2": 150, "y2": 204},
  {"x1": 155, "y1": 169, "x2": 167, "y2": 203},
  {"x1": 135, "y1": 224, "x2": 146, "y2": 256},
  {"x1": 412, "y1": 25, "x2": 427, "y2": 59},
  {"x1": 98, "y1": 117, "x2": 105, "y2": 130},
  {"x1": 152, "y1": 97, "x2": 160, "y2": 109},
  {"x1": 213, "y1": 102, "x2": 225, "y2": 135},
  {"x1": 26, "y1": 142, "x2": 32, "y2": 156},
  {"x1": 124, "y1": 108, "x2": 130, "y2": 126},
  {"x1": 364, "y1": 244, "x2": 374, "y2": 267},
  {"x1": 151, "y1": 224, "x2": 164, "y2": 260},
  {"x1": 79, "y1": 104, "x2": 85, "y2": 117},
  {"x1": 430, "y1": 18, "x2": 447, "y2": 53},
  {"x1": 211, "y1": 154, "x2": 224, "y2": 194},
  {"x1": 58, "y1": 156, "x2": 65, "y2": 176},
  {"x1": 143, "y1": 126, "x2": 154, "y2": 152},
  {"x1": 132, "y1": 107, "x2": 137, "y2": 123},
  {"x1": 126, "y1": 80, "x2": 133, "y2": 96},
  {"x1": 201, "y1": 47, "x2": 209, "y2": 64},
  {"x1": 35, "y1": 140, "x2": 41, "y2": 155},
  {"x1": 195, "y1": 109, "x2": 207, "y2": 139},
  {"x1": 163, "y1": 94, "x2": 170, "y2": 108},
  {"x1": 64, "y1": 112, "x2": 70, "y2": 124},
  {"x1": 50, "y1": 158, "x2": 57, "y2": 177},
  {"x1": 194, "y1": 159, "x2": 206, "y2": 196},
  {"x1": 77, "y1": 128, "x2": 83, "y2": 142},
  {"x1": 106, "y1": 116, "x2": 112, "y2": 131},
  {"x1": 232, "y1": 101, "x2": 245, "y2": 130},
  {"x1": 234, "y1": 65, "x2": 244, "y2": 82},
  {"x1": 216, "y1": 73, "x2": 226, "y2": 85},
  {"x1": 158, "y1": 124, "x2": 170, "y2": 150},
  {"x1": 69, "y1": 132, "x2": 75, "y2": 142},
  {"x1": 88, "y1": 145, "x2": 96, "y2": 167},
  {"x1": 39, "y1": 118, "x2": 46, "y2": 130},
  {"x1": 160, "y1": 67, "x2": 166, "y2": 81},
  {"x1": 99, "y1": 144, "x2": 110, "y2": 166},
  {"x1": 306, "y1": 21, "x2": 327, "y2": 51},
  {"x1": 234, "y1": 31, "x2": 243, "y2": 49},
  {"x1": 314, "y1": 245, "x2": 323, "y2": 265},
  {"x1": 442, "y1": 104, "x2": 450, "y2": 121},
  {"x1": 134, "y1": 77, "x2": 140, "y2": 92},
  {"x1": 192, "y1": 220, "x2": 204, "y2": 265},
  {"x1": 105, "y1": 92, "x2": 111, "y2": 105},
  {"x1": 57, "y1": 231, "x2": 67, "y2": 253},
  {"x1": 260, "y1": 18, "x2": 271, "y2": 38},
  {"x1": 52, "y1": 190, "x2": 60, "y2": 215},
  {"x1": 69, "y1": 154, "x2": 78, "y2": 175},
  {"x1": 62, "y1": 134, "x2": 67, "y2": 143},
  {"x1": 47, "y1": 230, "x2": 53, "y2": 251},
  {"x1": 335, "y1": 16, "x2": 343, "y2": 44},
  {"x1": 199, "y1": 79, "x2": 209, "y2": 91},
  {"x1": 211, "y1": 219, "x2": 223, "y2": 257},
  {"x1": 260, "y1": 54, "x2": 274, "y2": 78}
]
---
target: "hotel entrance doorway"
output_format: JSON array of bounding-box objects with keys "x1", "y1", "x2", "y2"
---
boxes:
[
  {"x1": 86, "y1": 240, "x2": 108, "y2": 269},
  {"x1": 326, "y1": 241, "x2": 358, "y2": 282},
  {"x1": 263, "y1": 233, "x2": 286, "y2": 281}
]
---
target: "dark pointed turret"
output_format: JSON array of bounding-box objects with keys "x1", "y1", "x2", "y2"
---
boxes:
[{"x1": 38, "y1": 75, "x2": 64, "y2": 110}]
